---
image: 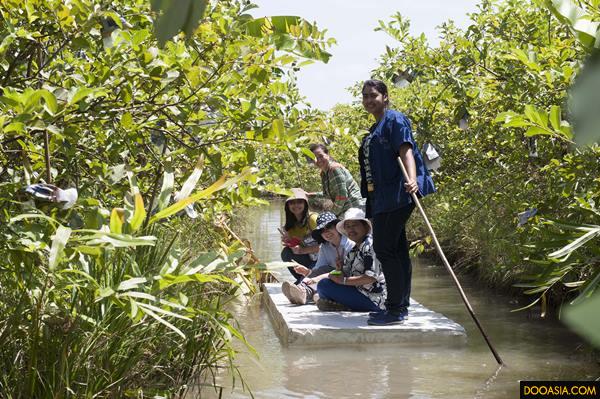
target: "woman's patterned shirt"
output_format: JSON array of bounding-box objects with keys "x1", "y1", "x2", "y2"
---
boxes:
[{"x1": 342, "y1": 234, "x2": 387, "y2": 309}]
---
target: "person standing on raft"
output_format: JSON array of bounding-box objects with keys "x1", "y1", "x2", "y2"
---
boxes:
[{"x1": 359, "y1": 79, "x2": 436, "y2": 326}]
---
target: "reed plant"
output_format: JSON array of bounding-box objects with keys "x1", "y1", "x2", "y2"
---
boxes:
[{"x1": 0, "y1": 180, "x2": 256, "y2": 397}]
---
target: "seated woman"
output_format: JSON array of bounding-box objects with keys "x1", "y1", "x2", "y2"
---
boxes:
[
  {"x1": 280, "y1": 188, "x2": 319, "y2": 282},
  {"x1": 281, "y1": 211, "x2": 355, "y2": 305},
  {"x1": 315, "y1": 208, "x2": 386, "y2": 312}
]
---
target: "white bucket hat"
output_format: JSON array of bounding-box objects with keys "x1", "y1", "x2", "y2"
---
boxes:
[{"x1": 336, "y1": 208, "x2": 372, "y2": 236}]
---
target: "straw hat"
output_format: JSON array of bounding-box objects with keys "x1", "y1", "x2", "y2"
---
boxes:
[{"x1": 336, "y1": 208, "x2": 372, "y2": 236}]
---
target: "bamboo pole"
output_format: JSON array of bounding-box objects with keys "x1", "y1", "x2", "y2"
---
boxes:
[{"x1": 397, "y1": 156, "x2": 504, "y2": 366}]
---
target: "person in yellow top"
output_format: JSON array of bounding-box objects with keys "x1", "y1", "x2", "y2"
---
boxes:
[{"x1": 280, "y1": 188, "x2": 319, "y2": 283}]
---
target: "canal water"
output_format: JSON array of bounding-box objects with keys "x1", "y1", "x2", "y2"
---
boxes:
[{"x1": 211, "y1": 202, "x2": 599, "y2": 398}]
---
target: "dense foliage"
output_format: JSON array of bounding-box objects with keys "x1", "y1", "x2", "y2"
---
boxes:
[
  {"x1": 0, "y1": 0, "x2": 334, "y2": 396},
  {"x1": 317, "y1": 0, "x2": 599, "y2": 315}
]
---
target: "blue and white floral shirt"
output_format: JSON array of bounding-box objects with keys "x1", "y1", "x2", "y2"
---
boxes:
[{"x1": 342, "y1": 234, "x2": 386, "y2": 309}]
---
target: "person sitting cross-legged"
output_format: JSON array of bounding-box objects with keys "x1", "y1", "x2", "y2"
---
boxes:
[
  {"x1": 282, "y1": 211, "x2": 354, "y2": 305},
  {"x1": 315, "y1": 208, "x2": 386, "y2": 312}
]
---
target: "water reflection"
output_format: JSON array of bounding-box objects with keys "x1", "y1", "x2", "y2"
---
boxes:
[
  {"x1": 283, "y1": 346, "x2": 413, "y2": 399},
  {"x1": 206, "y1": 202, "x2": 599, "y2": 398}
]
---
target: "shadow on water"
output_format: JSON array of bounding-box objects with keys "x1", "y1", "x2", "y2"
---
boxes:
[{"x1": 202, "y1": 202, "x2": 599, "y2": 399}]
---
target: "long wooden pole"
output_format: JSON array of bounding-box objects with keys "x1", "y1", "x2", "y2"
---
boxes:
[{"x1": 397, "y1": 157, "x2": 504, "y2": 365}]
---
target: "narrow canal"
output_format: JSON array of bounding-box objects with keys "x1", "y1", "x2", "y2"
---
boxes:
[{"x1": 212, "y1": 201, "x2": 599, "y2": 398}]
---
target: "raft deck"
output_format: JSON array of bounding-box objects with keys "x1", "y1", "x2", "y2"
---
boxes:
[{"x1": 262, "y1": 283, "x2": 467, "y2": 346}]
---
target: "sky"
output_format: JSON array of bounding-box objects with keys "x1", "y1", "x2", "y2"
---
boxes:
[{"x1": 250, "y1": 0, "x2": 481, "y2": 110}]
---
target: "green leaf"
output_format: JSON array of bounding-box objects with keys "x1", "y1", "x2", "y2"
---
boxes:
[
  {"x1": 549, "y1": 105, "x2": 561, "y2": 131},
  {"x1": 154, "y1": 166, "x2": 174, "y2": 212},
  {"x1": 130, "y1": 298, "x2": 139, "y2": 318},
  {"x1": 524, "y1": 104, "x2": 547, "y2": 127},
  {"x1": 69, "y1": 87, "x2": 94, "y2": 105},
  {"x1": 559, "y1": 123, "x2": 573, "y2": 140},
  {"x1": 149, "y1": 168, "x2": 255, "y2": 224},
  {"x1": 571, "y1": 271, "x2": 600, "y2": 305},
  {"x1": 4, "y1": 122, "x2": 25, "y2": 133},
  {"x1": 59, "y1": 269, "x2": 99, "y2": 287},
  {"x1": 570, "y1": 54, "x2": 600, "y2": 145},
  {"x1": 301, "y1": 147, "x2": 315, "y2": 161},
  {"x1": 271, "y1": 118, "x2": 285, "y2": 139},
  {"x1": 176, "y1": 155, "x2": 205, "y2": 200},
  {"x1": 563, "y1": 294, "x2": 600, "y2": 348},
  {"x1": 74, "y1": 245, "x2": 102, "y2": 256},
  {"x1": 49, "y1": 225, "x2": 71, "y2": 270},
  {"x1": 158, "y1": 272, "x2": 237, "y2": 290},
  {"x1": 121, "y1": 112, "x2": 133, "y2": 129},
  {"x1": 183, "y1": 0, "x2": 208, "y2": 37},
  {"x1": 0, "y1": 33, "x2": 16, "y2": 55},
  {"x1": 38, "y1": 89, "x2": 58, "y2": 115},
  {"x1": 563, "y1": 281, "x2": 585, "y2": 288},
  {"x1": 125, "y1": 170, "x2": 141, "y2": 197},
  {"x1": 181, "y1": 251, "x2": 220, "y2": 274},
  {"x1": 525, "y1": 126, "x2": 553, "y2": 137},
  {"x1": 495, "y1": 111, "x2": 529, "y2": 127},
  {"x1": 504, "y1": 117, "x2": 529, "y2": 128},
  {"x1": 104, "y1": 11, "x2": 125, "y2": 29},
  {"x1": 96, "y1": 287, "x2": 115, "y2": 300},
  {"x1": 46, "y1": 124, "x2": 62, "y2": 135},
  {"x1": 129, "y1": 193, "x2": 146, "y2": 232},
  {"x1": 76, "y1": 230, "x2": 156, "y2": 247},
  {"x1": 511, "y1": 48, "x2": 530, "y2": 65},
  {"x1": 273, "y1": 33, "x2": 295, "y2": 51},
  {"x1": 155, "y1": 0, "x2": 190, "y2": 46},
  {"x1": 10, "y1": 213, "x2": 59, "y2": 228},
  {"x1": 121, "y1": 291, "x2": 157, "y2": 301},
  {"x1": 154, "y1": 0, "x2": 207, "y2": 46},
  {"x1": 109, "y1": 208, "x2": 124, "y2": 234},
  {"x1": 262, "y1": 184, "x2": 293, "y2": 197},
  {"x1": 244, "y1": 16, "x2": 332, "y2": 63},
  {"x1": 137, "y1": 302, "x2": 192, "y2": 321},
  {"x1": 137, "y1": 306, "x2": 186, "y2": 338},
  {"x1": 179, "y1": 292, "x2": 189, "y2": 306},
  {"x1": 548, "y1": 226, "x2": 600, "y2": 259},
  {"x1": 117, "y1": 277, "x2": 147, "y2": 291}
]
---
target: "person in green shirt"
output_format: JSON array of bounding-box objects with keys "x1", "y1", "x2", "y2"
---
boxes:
[{"x1": 307, "y1": 143, "x2": 365, "y2": 217}]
